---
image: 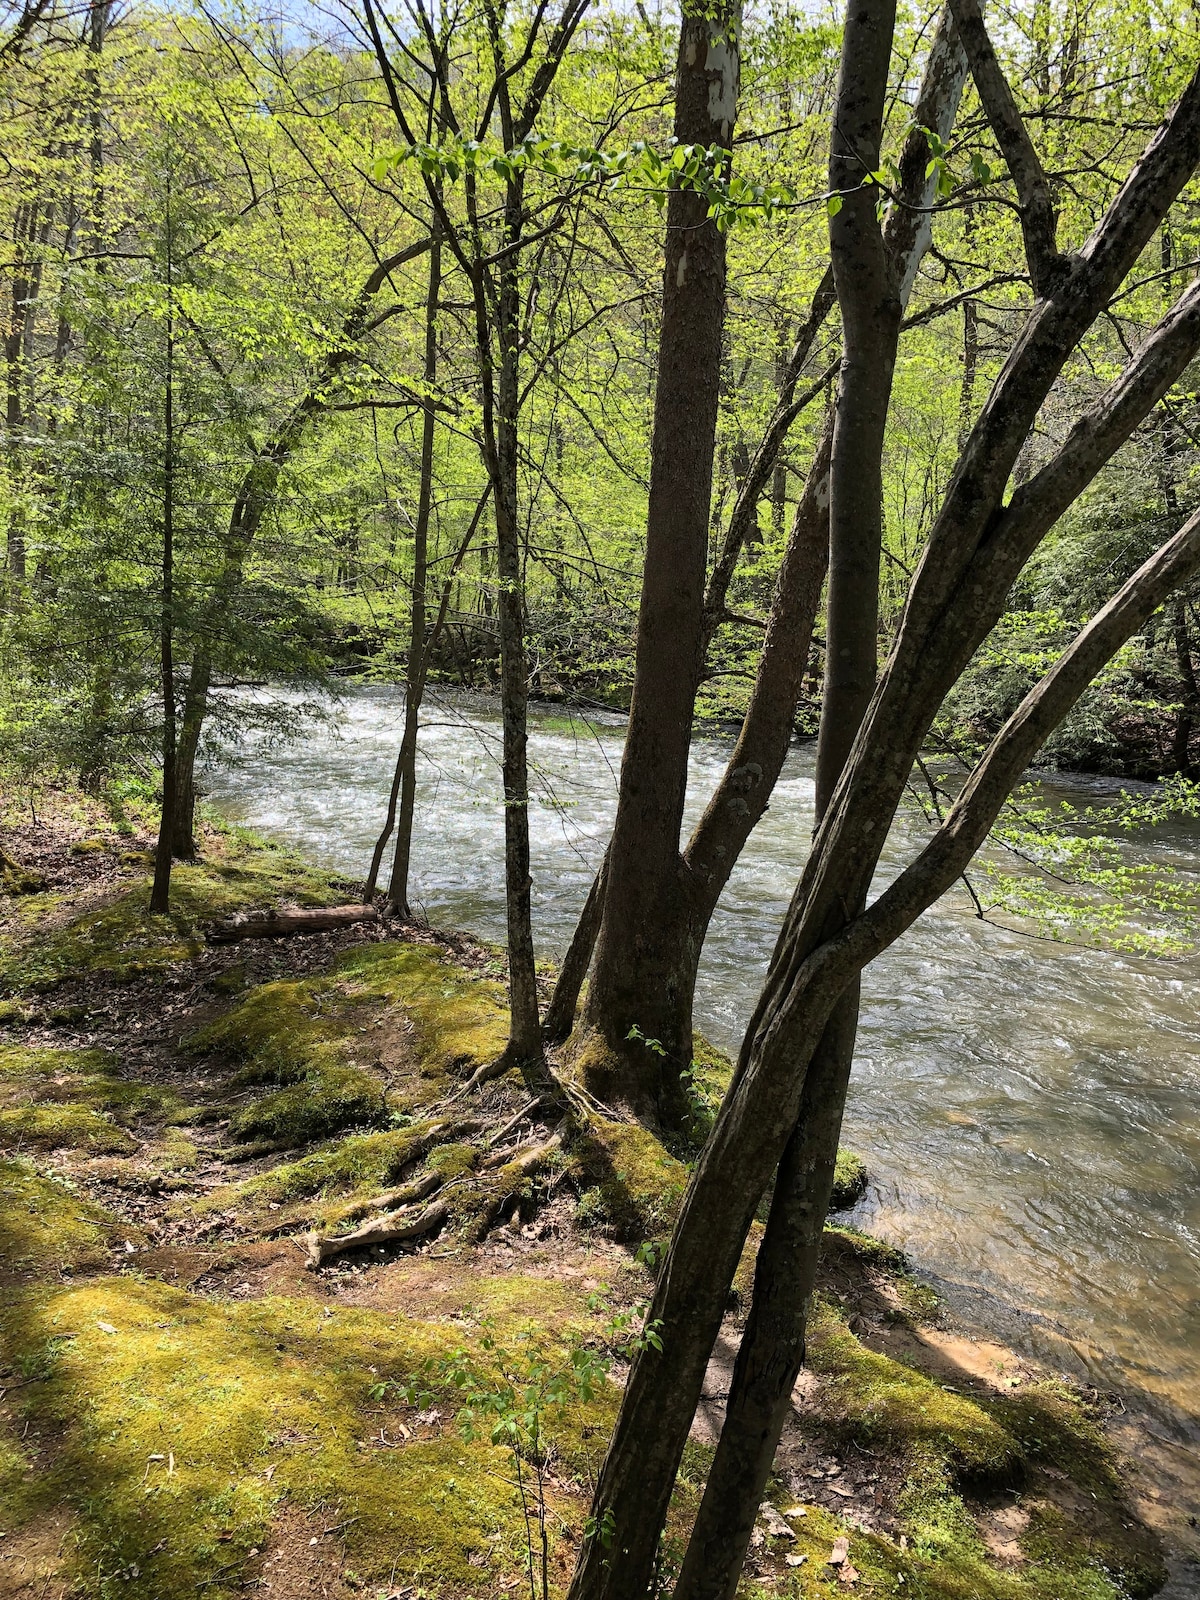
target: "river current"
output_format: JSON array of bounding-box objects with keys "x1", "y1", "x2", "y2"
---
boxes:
[{"x1": 206, "y1": 685, "x2": 1200, "y2": 1504}]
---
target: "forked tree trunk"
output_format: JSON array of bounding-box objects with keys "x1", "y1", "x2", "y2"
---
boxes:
[
  {"x1": 671, "y1": 0, "x2": 912, "y2": 1576},
  {"x1": 577, "y1": 0, "x2": 741, "y2": 1124},
  {"x1": 567, "y1": 43, "x2": 1200, "y2": 1600},
  {"x1": 554, "y1": 2, "x2": 968, "y2": 1091}
]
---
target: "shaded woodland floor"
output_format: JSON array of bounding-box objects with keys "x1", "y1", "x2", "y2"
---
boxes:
[{"x1": 0, "y1": 795, "x2": 1178, "y2": 1600}]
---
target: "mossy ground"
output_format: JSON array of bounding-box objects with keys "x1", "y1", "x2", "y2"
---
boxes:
[{"x1": 0, "y1": 802, "x2": 1169, "y2": 1600}]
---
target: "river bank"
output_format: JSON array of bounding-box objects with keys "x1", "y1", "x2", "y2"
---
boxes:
[
  {"x1": 0, "y1": 793, "x2": 1193, "y2": 1598},
  {"x1": 203, "y1": 685, "x2": 1200, "y2": 1448}
]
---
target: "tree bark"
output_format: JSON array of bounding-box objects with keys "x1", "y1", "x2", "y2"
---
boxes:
[
  {"x1": 541, "y1": 848, "x2": 607, "y2": 1043},
  {"x1": 383, "y1": 227, "x2": 441, "y2": 916},
  {"x1": 207, "y1": 905, "x2": 381, "y2": 943},
  {"x1": 563, "y1": 3, "x2": 969, "y2": 1098},
  {"x1": 578, "y1": 0, "x2": 741, "y2": 1123},
  {"x1": 814, "y1": 0, "x2": 900, "y2": 816},
  {"x1": 671, "y1": 984, "x2": 858, "y2": 1600},
  {"x1": 150, "y1": 203, "x2": 177, "y2": 917}
]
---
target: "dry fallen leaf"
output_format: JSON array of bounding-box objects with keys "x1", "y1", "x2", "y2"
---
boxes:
[
  {"x1": 785, "y1": 1554, "x2": 808, "y2": 1569},
  {"x1": 782, "y1": 1505, "x2": 808, "y2": 1518},
  {"x1": 758, "y1": 1503, "x2": 796, "y2": 1540},
  {"x1": 839, "y1": 1563, "x2": 860, "y2": 1586},
  {"x1": 96, "y1": 1321, "x2": 117, "y2": 1335},
  {"x1": 829, "y1": 1536, "x2": 850, "y2": 1567}
]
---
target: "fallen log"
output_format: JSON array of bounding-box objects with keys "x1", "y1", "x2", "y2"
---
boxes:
[
  {"x1": 207, "y1": 905, "x2": 381, "y2": 944},
  {"x1": 305, "y1": 1197, "x2": 449, "y2": 1268}
]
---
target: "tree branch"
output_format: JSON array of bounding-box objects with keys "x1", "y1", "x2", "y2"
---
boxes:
[{"x1": 947, "y1": 0, "x2": 1065, "y2": 294}]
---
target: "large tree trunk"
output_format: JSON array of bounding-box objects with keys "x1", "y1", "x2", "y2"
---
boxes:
[
  {"x1": 577, "y1": 0, "x2": 741, "y2": 1124},
  {"x1": 560, "y1": 1, "x2": 968, "y2": 1084}
]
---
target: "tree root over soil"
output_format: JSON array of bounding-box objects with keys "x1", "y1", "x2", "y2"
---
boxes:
[{"x1": 303, "y1": 1130, "x2": 564, "y2": 1268}]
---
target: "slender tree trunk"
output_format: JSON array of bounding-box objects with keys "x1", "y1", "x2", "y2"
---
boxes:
[
  {"x1": 150, "y1": 229, "x2": 176, "y2": 916},
  {"x1": 958, "y1": 297, "x2": 979, "y2": 451},
  {"x1": 671, "y1": 984, "x2": 859, "y2": 1600},
  {"x1": 675, "y1": 10, "x2": 983, "y2": 1587},
  {"x1": 543, "y1": 274, "x2": 837, "y2": 1050},
  {"x1": 541, "y1": 849, "x2": 608, "y2": 1043},
  {"x1": 168, "y1": 237, "x2": 432, "y2": 860},
  {"x1": 492, "y1": 235, "x2": 543, "y2": 1068},
  {"x1": 578, "y1": 0, "x2": 741, "y2": 1124},
  {"x1": 380, "y1": 224, "x2": 442, "y2": 914},
  {"x1": 560, "y1": 2, "x2": 967, "y2": 1084}
]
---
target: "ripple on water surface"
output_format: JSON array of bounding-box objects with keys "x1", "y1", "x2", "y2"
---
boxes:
[{"x1": 206, "y1": 685, "x2": 1200, "y2": 1440}]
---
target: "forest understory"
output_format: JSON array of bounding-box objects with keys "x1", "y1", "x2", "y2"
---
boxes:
[{"x1": 0, "y1": 792, "x2": 1182, "y2": 1600}]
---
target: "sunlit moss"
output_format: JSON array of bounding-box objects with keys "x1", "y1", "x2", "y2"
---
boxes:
[
  {"x1": 570, "y1": 1118, "x2": 689, "y2": 1243},
  {"x1": 228, "y1": 1062, "x2": 387, "y2": 1148},
  {"x1": 334, "y1": 942, "x2": 511, "y2": 1080},
  {"x1": 188, "y1": 977, "x2": 364, "y2": 1086},
  {"x1": 0, "y1": 1277, "x2": 612, "y2": 1599},
  {"x1": 0, "y1": 1157, "x2": 127, "y2": 1274},
  {"x1": 0, "y1": 1045, "x2": 184, "y2": 1153},
  {"x1": 0, "y1": 842, "x2": 344, "y2": 995}
]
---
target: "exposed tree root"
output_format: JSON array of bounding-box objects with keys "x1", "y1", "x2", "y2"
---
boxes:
[
  {"x1": 466, "y1": 1134, "x2": 564, "y2": 1241},
  {"x1": 302, "y1": 1131, "x2": 566, "y2": 1267},
  {"x1": 486, "y1": 1097, "x2": 550, "y2": 1148},
  {"x1": 338, "y1": 1169, "x2": 444, "y2": 1224},
  {"x1": 305, "y1": 1198, "x2": 450, "y2": 1267}
]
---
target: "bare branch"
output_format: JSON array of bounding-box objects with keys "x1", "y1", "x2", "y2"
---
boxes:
[{"x1": 947, "y1": 0, "x2": 1065, "y2": 293}]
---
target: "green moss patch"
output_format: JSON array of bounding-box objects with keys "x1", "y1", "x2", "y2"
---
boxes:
[
  {"x1": 0, "y1": 842, "x2": 343, "y2": 995},
  {"x1": 807, "y1": 1299, "x2": 1020, "y2": 1483},
  {"x1": 0, "y1": 1045, "x2": 185, "y2": 1153},
  {"x1": 188, "y1": 977, "x2": 364, "y2": 1087},
  {"x1": 227, "y1": 1063, "x2": 387, "y2": 1149},
  {"x1": 0, "y1": 1276, "x2": 612, "y2": 1599},
  {"x1": 570, "y1": 1119, "x2": 689, "y2": 1243},
  {"x1": 334, "y1": 941, "x2": 511, "y2": 1080},
  {"x1": 0, "y1": 1158, "x2": 128, "y2": 1275},
  {"x1": 0, "y1": 1102, "x2": 136, "y2": 1153},
  {"x1": 830, "y1": 1148, "x2": 868, "y2": 1210},
  {"x1": 772, "y1": 1299, "x2": 1166, "y2": 1600},
  {"x1": 182, "y1": 1119, "x2": 490, "y2": 1235}
]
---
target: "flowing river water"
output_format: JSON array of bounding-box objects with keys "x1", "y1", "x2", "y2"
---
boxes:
[{"x1": 207, "y1": 684, "x2": 1200, "y2": 1545}]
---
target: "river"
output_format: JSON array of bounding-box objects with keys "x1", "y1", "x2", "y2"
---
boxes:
[{"x1": 206, "y1": 684, "x2": 1200, "y2": 1540}]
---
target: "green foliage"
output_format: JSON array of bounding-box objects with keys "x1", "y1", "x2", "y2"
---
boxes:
[{"x1": 978, "y1": 775, "x2": 1200, "y2": 954}]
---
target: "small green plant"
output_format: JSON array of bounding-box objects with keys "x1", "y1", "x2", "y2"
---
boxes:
[
  {"x1": 373, "y1": 1318, "x2": 611, "y2": 1600},
  {"x1": 625, "y1": 1023, "x2": 666, "y2": 1056},
  {"x1": 627, "y1": 1027, "x2": 717, "y2": 1136}
]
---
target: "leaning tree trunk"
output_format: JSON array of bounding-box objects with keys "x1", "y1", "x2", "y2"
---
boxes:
[
  {"x1": 577, "y1": 0, "x2": 741, "y2": 1126},
  {"x1": 671, "y1": 0, "x2": 909, "y2": 1573}
]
